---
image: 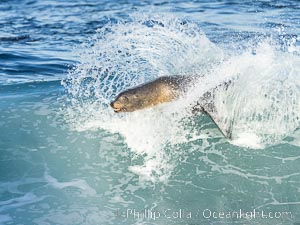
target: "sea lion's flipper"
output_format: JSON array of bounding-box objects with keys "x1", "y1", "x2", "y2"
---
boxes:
[
  {"x1": 191, "y1": 100, "x2": 233, "y2": 139},
  {"x1": 197, "y1": 89, "x2": 234, "y2": 139},
  {"x1": 204, "y1": 110, "x2": 233, "y2": 139}
]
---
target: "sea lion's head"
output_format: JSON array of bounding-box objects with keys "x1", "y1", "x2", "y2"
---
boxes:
[
  {"x1": 110, "y1": 78, "x2": 179, "y2": 113},
  {"x1": 110, "y1": 88, "x2": 157, "y2": 113},
  {"x1": 110, "y1": 90, "x2": 139, "y2": 113}
]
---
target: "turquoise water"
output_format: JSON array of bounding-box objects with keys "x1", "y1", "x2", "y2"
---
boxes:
[{"x1": 1, "y1": 1, "x2": 300, "y2": 224}]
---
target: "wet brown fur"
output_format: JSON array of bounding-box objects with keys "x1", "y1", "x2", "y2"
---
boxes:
[{"x1": 110, "y1": 76, "x2": 191, "y2": 112}]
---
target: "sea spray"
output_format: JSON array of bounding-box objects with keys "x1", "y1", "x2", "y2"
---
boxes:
[{"x1": 63, "y1": 14, "x2": 300, "y2": 181}]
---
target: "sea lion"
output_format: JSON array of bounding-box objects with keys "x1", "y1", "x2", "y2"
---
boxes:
[
  {"x1": 110, "y1": 76, "x2": 233, "y2": 138},
  {"x1": 110, "y1": 76, "x2": 193, "y2": 113}
]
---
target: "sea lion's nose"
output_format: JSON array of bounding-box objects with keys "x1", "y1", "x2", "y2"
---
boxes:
[{"x1": 110, "y1": 101, "x2": 115, "y2": 108}]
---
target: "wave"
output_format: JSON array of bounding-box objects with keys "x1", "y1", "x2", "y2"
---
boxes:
[
  {"x1": 63, "y1": 14, "x2": 300, "y2": 181},
  {"x1": 0, "y1": 34, "x2": 31, "y2": 42},
  {"x1": 0, "y1": 51, "x2": 73, "y2": 86}
]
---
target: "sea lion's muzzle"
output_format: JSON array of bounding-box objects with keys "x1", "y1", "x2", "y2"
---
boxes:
[{"x1": 110, "y1": 101, "x2": 123, "y2": 113}]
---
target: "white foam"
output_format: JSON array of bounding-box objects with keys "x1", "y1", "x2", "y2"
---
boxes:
[
  {"x1": 230, "y1": 132, "x2": 263, "y2": 149},
  {"x1": 44, "y1": 171, "x2": 97, "y2": 197},
  {"x1": 0, "y1": 193, "x2": 45, "y2": 212}
]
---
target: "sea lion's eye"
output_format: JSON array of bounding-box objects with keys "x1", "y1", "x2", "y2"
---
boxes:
[{"x1": 121, "y1": 96, "x2": 129, "y2": 102}]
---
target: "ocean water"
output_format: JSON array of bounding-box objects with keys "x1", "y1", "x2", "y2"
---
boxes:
[{"x1": 1, "y1": 0, "x2": 300, "y2": 224}]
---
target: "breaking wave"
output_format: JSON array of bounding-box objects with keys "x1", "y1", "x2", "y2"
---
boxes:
[{"x1": 63, "y1": 14, "x2": 300, "y2": 181}]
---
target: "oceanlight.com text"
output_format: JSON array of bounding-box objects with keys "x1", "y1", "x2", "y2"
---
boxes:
[{"x1": 115, "y1": 208, "x2": 293, "y2": 221}]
